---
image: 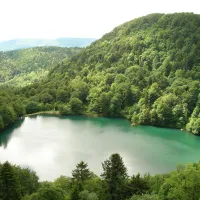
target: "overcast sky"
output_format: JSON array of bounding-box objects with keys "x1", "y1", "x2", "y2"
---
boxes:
[{"x1": 0, "y1": 0, "x2": 199, "y2": 41}]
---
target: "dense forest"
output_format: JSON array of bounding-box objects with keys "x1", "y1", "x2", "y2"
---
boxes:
[
  {"x1": 1, "y1": 153, "x2": 200, "y2": 200},
  {"x1": 0, "y1": 46, "x2": 82, "y2": 86},
  {"x1": 18, "y1": 13, "x2": 200, "y2": 134},
  {"x1": 0, "y1": 12, "x2": 200, "y2": 200},
  {"x1": 0, "y1": 13, "x2": 200, "y2": 134},
  {"x1": 0, "y1": 89, "x2": 26, "y2": 130}
]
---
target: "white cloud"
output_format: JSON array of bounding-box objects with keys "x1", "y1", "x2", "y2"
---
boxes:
[{"x1": 0, "y1": 0, "x2": 199, "y2": 41}]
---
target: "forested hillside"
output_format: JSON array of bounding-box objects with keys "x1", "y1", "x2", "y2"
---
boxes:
[
  {"x1": 0, "y1": 13, "x2": 200, "y2": 134},
  {"x1": 0, "y1": 46, "x2": 82, "y2": 86},
  {"x1": 19, "y1": 13, "x2": 200, "y2": 134}
]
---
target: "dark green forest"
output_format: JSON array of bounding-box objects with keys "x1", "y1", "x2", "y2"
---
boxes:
[
  {"x1": 1, "y1": 153, "x2": 200, "y2": 200},
  {"x1": 0, "y1": 13, "x2": 200, "y2": 133},
  {"x1": 0, "y1": 46, "x2": 82, "y2": 86}
]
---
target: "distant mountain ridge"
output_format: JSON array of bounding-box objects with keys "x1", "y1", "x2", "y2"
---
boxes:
[{"x1": 0, "y1": 38, "x2": 96, "y2": 51}]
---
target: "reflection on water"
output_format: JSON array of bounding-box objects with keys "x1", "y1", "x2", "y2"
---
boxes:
[
  {"x1": 0, "y1": 118, "x2": 24, "y2": 148},
  {"x1": 0, "y1": 115, "x2": 200, "y2": 181}
]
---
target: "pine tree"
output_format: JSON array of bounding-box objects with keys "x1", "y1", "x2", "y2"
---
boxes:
[
  {"x1": 101, "y1": 153, "x2": 128, "y2": 200},
  {"x1": 0, "y1": 161, "x2": 22, "y2": 200},
  {"x1": 72, "y1": 161, "x2": 91, "y2": 185}
]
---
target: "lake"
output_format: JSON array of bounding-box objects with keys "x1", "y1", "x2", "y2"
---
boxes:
[{"x1": 0, "y1": 115, "x2": 200, "y2": 181}]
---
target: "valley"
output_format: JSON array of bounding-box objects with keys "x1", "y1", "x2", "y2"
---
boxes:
[{"x1": 0, "y1": 12, "x2": 200, "y2": 200}]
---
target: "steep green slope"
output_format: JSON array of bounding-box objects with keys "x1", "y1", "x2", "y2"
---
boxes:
[
  {"x1": 20, "y1": 13, "x2": 200, "y2": 134},
  {"x1": 0, "y1": 46, "x2": 82, "y2": 87},
  {"x1": 2, "y1": 13, "x2": 200, "y2": 134}
]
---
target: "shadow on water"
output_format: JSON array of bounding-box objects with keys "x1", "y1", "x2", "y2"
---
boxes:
[
  {"x1": 57, "y1": 115, "x2": 130, "y2": 125},
  {"x1": 0, "y1": 118, "x2": 25, "y2": 149}
]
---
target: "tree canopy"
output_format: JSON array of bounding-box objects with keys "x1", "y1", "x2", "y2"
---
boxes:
[
  {"x1": 0, "y1": 46, "x2": 82, "y2": 87},
  {"x1": 1, "y1": 154, "x2": 200, "y2": 200},
  {"x1": 0, "y1": 13, "x2": 200, "y2": 134}
]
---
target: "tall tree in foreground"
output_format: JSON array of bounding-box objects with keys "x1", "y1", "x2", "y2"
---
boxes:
[
  {"x1": 71, "y1": 161, "x2": 91, "y2": 200},
  {"x1": 72, "y1": 161, "x2": 91, "y2": 185},
  {"x1": 101, "y1": 153, "x2": 128, "y2": 200},
  {"x1": 0, "y1": 161, "x2": 21, "y2": 200}
]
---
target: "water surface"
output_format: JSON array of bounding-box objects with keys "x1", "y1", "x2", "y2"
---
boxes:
[{"x1": 0, "y1": 115, "x2": 200, "y2": 181}]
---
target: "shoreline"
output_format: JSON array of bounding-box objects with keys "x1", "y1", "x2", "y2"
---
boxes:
[
  {"x1": 23, "y1": 111, "x2": 61, "y2": 117},
  {"x1": 0, "y1": 111, "x2": 193, "y2": 135},
  {"x1": 23, "y1": 111, "x2": 126, "y2": 119},
  {"x1": 23, "y1": 111, "x2": 104, "y2": 118},
  {"x1": 22, "y1": 111, "x2": 191, "y2": 134}
]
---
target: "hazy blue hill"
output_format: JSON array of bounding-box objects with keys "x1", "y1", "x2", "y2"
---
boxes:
[{"x1": 0, "y1": 38, "x2": 96, "y2": 51}]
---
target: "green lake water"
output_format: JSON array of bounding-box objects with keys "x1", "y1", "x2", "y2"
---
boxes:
[{"x1": 0, "y1": 115, "x2": 200, "y2": 181}]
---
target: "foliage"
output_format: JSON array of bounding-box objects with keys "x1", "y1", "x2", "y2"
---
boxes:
[
  {"x1": 72, "y1": 161, "x2": 91, "y2": 185},
  {"x1": 14, "y1": 166, "x2": 39, "y2": 196},
  {"x1": 1, "y1": 155, "x2": 200, "y2": 200},
  {"x1": 158, "y1": 163, "x2": 200, "y2": 200},
  {"x1": 1, "y1": 13, "x2": 200, "y2": 134},
  {"x1": 0, "y1": 161, "x2": 22, "y2": 200},
  {"x1": 186, "y1": 94, "x2": 200, "y2": 134},
  {"x1": 27, "y1": 185, "x2": 66, "y2": 200},
  {"x1": 130, "y1": 194, "x2": 159, "y2": 200},
  {"x1": 79, "y1": 190, "x2": 98, "y2": 200},
  {"x1": 101, "y1": 153, "x2": 128, "y2": 200},
  {"x1": 0, "y1": 46, "x2": 82, "y2": 87},
  {"x1": 127, "y1": 174, "x2": 150, "y2": 196},
  {"x1": 14, "y1": 13, "x2": 200, "y2": 134},
  {"x1": 53, "y1": 176, "x2": 72, "y2": 194},
  {"x1": 0, "y1": 89, "x2": 26, "y2": 131},
  {"x1": 71, "y1": 184, "x2": 81, "y2": 200}
]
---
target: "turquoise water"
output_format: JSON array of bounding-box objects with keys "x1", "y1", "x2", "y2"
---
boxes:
[{"x1": 0, "y1": 115, "x2": 200, "y2": 181}]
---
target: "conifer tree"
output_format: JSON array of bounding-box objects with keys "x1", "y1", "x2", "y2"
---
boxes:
[
  {"x1": 0, "y1": 161, "x2": 22, "y2": 200},
  {"x1": 101, "y1": 153, "x2": 128, "y2": 200},
  {"x1": 72, "y1": 161, "x2": 91, "y2": 185}
]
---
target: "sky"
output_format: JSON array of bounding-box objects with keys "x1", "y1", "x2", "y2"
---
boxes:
[{"x1": 0, "y1": 0, "x2": 199, "y2": 41}]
